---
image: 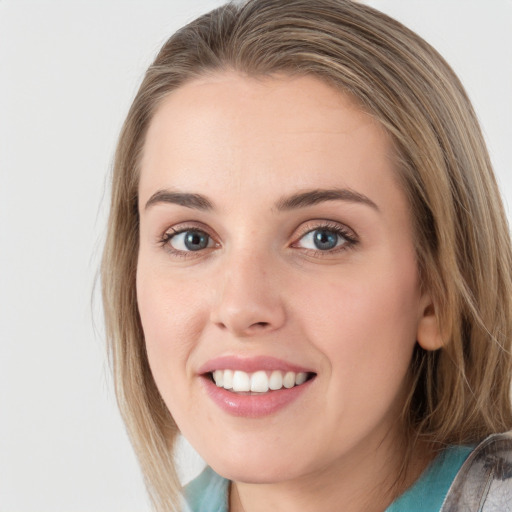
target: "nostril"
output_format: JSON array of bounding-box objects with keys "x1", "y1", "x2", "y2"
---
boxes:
[{"x1": 253, "y1": 322, "x2": 270, "y2": 328}]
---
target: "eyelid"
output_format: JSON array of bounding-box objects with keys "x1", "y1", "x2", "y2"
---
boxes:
[
  {"x1": 290, "y1": 219, "x2": 359, "y2": 253},
  {"x1": 156, "y1": 219, "x2": 358, "y2": 258},
  {"x1": 158, "y1": 221, "x2": 219, "y2": 257},
  {"x1": 293, "y1": 219, "x2": 357, "y2": 241},
  {"x1": 161, "y1": 220, "x2": 216, "y2": 239}
]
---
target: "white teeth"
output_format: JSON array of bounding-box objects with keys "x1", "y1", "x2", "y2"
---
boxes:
[
  {"x1": 250, "y1": 371, "x2": 269, "y2": 393},
  {"x1": 213, "y1": 370, "x2": 223, "y2": 387},
  {"x1": 269, "y1": 370, "x2": 283, "y2": 390},
  {"x1": 211, "y1": 369, "x2": 311, "y2": 393},
  {"x1": 295, "y1": 372, "x2": 307, "y2": 385},
  {"x1": 223, "y1": 369, "x2": 233, "y2": 390},
  {"x1": 283, "y1": 371, "x2": 295, "y2": 389},
  {"x1": 233, "y1": 370, "x2": 250, "y2": 392}
]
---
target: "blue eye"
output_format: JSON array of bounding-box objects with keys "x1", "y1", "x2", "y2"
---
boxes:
[
  {"x1": 298, "y1": 227, "x2": 349, "y2": 251},
  {"x1": 168, "y1": 230, "x2": 213, "y2": 252}
]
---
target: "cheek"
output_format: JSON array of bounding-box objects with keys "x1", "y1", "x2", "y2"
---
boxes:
[
  {"x1": 295, "y1": 256, "x2": 420, "y2": 389},
  {"x1": 135, "y1": 261, "x2": 208, "y2": 400}
]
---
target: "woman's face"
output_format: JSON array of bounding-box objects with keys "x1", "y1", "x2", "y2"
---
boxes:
[{"x1": 137, "y1": 72, "x2": 433, "y2": 484}]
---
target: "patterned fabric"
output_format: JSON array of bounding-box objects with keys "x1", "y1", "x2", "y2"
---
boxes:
[{"x1": 441, "y1": 431, "x2": 512, "y2": 512}]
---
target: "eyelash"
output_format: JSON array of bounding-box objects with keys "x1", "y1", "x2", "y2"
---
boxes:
[
  {"x1": 158, "y1": 221, "x2": 358, "y2": 259},
  {"x1": 158, "y1": 224, "x2": 217, "y2": 259},
  {"x1": 292, "y1": 221, "x2": 358, "y2": 256}
]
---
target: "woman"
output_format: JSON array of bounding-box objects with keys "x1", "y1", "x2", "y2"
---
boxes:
[{"x1": 102, "y1": 1, "x2": 512, "y2": 510}]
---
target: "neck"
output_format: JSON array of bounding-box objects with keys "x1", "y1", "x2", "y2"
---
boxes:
[{"x1": 229, "y1": 432, "x2": 432, "y2": 512}]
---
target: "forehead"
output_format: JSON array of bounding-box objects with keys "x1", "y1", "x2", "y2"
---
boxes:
[{"x1": 139, "y1": 71, "x2": 401, "y2": 212}]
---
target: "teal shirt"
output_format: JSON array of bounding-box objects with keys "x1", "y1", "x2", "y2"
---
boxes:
[{"x1": 183, "y1": 445, "x2": 473, "y2": 512}]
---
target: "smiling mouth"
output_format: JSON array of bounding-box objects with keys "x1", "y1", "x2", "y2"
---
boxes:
[{"x1": 208, "y1": 369, "x2": 316, "y2": 393}]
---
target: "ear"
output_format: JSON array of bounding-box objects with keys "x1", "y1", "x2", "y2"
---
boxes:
[{"x1": 416, "y1": 294, "x2": 444, "y2": 351}]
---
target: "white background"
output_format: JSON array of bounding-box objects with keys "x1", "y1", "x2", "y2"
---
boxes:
[{"x1": 1, "y1": 1, "x2": 511, "y2": 510}]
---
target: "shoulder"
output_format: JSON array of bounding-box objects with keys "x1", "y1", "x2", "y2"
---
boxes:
[
  {"x1": 441, "y1": 431, "x2": 512, "y2": 512},
  {"x1": 183, "y1": 466, "x2": 230, "y2": 512}
]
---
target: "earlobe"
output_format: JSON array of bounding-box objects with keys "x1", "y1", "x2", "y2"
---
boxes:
[{"x1": 416, "y1": 300, "x2": 445, "y2": 351}]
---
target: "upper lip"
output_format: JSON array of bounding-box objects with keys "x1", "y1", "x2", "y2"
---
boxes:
[{"x1": 198, "y1": 355, "x2": 315, "y2": 375}]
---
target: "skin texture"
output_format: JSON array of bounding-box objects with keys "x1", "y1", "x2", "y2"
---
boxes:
[{"x1": 136, "y1": 72, "x2": 439, "y2": 512}]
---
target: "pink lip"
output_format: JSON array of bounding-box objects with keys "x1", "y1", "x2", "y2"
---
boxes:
[
  {"x1": 198, "y1": 355, "x2": 316, "y2": 418},
  {"x1": 198, "y1": 355, "x2": 313, "y2": 374},
  {"x1": 202, "y1": 377, "x2": 315, "y2": 418}
]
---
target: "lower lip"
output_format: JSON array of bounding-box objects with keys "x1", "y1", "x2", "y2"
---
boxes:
[{"x1": 202, "y1": 376, "x2": 314, "y2": 418}]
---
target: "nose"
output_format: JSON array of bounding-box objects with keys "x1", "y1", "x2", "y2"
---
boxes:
[{"x1": 210, "y1": 250, "x2": 286, "y2": 338}]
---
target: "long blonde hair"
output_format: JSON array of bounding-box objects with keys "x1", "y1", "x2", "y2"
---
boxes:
[{"x1": 101, "y1": 1, "x2": 512, "y2": 509}]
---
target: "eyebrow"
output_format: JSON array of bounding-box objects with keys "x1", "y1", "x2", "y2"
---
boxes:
[
  {"x1": 144, "y1": 190, "x2": 214, "y2": 211},
  {"x1": 144, "y1": 187, "x2": 378, "y2": 212},
  {"x1": 275, "y1": 188, "x2": 379, "y2": 211}
]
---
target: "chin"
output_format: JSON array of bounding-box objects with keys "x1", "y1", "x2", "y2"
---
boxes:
[
  {"x1": 204, "y1": 442, "x2": 316, "y2": 484},
  {"x1": 212, "y1": 460, "x2": 300, "y2": 484}
]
